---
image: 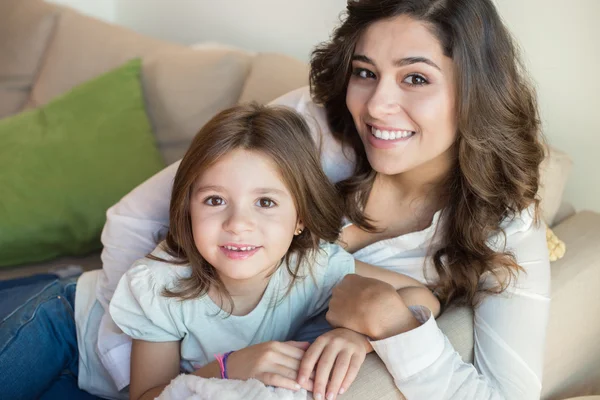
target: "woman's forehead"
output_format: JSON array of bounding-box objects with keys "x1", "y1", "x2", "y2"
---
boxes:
[{"x1": 355, "y1": 15, "x2": 446, "y2": 64}]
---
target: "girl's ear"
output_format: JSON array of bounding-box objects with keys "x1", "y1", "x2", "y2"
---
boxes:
[{"x1": 294, "y1": 220, "x2": 305, "y2": 236}]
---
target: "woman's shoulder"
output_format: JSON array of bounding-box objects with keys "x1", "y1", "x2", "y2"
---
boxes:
[
  {"x1": 270, "y1": 86, "x2": 355, "y2": 183},
  {"x1": 488, "y1": 204, "x2": 551, "y2": 295}
]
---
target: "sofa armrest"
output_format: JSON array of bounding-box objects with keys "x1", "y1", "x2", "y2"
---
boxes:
[{"x1": 542, "y1": 211, "x2": 600, "y2": 400}]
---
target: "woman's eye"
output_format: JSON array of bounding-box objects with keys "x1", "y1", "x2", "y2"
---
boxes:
[
  {"x1": 403, "y1": 74, "x2": 428, "y2": 86},
  {"x1": 256, "y1": 198, "x2": 276, "y2": 208},
  {"x1": 352, "y1": 68, "x2": 376, "y2": 80},
  {"x1": 204, "y1": 196, "x2": 225, "y2": 206}
]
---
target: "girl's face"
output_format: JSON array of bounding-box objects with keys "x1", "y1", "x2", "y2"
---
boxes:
[
  {"x1": 190, "y1": 149, "x2": 303, "y2": 285},
  {"x1": 346, "y1": 15, "x2": 458, "y2": 177}
]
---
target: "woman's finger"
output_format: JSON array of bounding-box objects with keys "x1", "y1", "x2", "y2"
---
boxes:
[
  {"x1": 339, "y1": 353, "x2": 365, "y2": 395},
  {"x1": 325, "y1": 351, "x2": 352, "y2": 400}
]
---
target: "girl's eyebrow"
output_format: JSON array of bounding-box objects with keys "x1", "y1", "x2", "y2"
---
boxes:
[
  {"x1": 195, "y1": 185, "x2": 225, "y2": 193},
  {"x1": 352, "y1": 54, "x2": 441, "y2": 71},
  {"x1": 194, "y1": 185, "x2": 286, "y2": 196},
  {"x1": 254, "y1": 188, "x2": 286, "y2": 196}
]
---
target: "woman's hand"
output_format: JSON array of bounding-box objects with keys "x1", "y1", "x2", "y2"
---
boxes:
[
  {"x1": 226, "y1": 341, "x2": 314, "y2": 391},
  {"x1": 326, "y1": 274, "x2": 421, "y2": 340},
  {"x1": 297, "y1": 328, "x2": 369, "y2": 400}
]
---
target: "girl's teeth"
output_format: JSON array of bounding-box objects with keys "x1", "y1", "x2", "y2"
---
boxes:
[
  {"x1": 225, "y1": 245, "x2": 256, "y2": 251},
  {"x1": 371, "y1": 127, "x2": 415, "y2": 140}
]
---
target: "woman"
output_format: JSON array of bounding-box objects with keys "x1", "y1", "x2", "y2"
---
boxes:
[{"x1": 0, "y1": 0, "x2": 549, "y2": 399}]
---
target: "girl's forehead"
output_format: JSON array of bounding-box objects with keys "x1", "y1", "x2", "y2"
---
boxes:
[{"x1": 194, "y1": 149, "x2": 292, "y2": 192}]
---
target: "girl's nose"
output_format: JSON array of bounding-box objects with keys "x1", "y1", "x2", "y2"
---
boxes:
[{"x1": 223, "y1": 206, "x2": 254, "y2": 234}]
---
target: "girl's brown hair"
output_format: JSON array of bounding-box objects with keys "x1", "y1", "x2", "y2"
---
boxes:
[
  {"x1": 310, "y1": 0, "x2": 544, "y2": 307},
  {"x1": 159, "y1": 103, "x2": 343, "y2": 307}
]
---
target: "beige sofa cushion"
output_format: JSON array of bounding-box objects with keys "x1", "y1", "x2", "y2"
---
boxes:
[
  {"x1": 25, "y1": 7, "x2": 182, "y2": 109},
  {"x1": 143, "y1": 48, "x2": 252, "y2": 164},
  {"x1": 541, "y1": 211, "x2": 600, "y2": 400},
  {"x1": 539, "y1": 146, "x2": 573, "y2": 226},
  {"x1": 238, "y1": 53, "x2": 309, "y2": 104},
  {"x1": 0, "y1": 0, "x2": 58, "y2": 118}
]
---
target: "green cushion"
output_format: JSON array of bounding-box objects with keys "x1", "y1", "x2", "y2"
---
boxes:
[{"x1": 0, "y1": 59, "x2": 164, "y2": 267}]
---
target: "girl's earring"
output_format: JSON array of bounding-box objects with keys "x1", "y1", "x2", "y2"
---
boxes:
[{"x1": 295, "y1": 229, "x2": 303, "y2": 236}]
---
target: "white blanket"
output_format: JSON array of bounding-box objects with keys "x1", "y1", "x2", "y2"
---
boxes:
[{"x1": 157, "y1": 374, "x2": 309, "y2": 400}]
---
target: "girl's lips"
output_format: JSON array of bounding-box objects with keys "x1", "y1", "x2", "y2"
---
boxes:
[{"x1": 219, "y1": 246, "x2": 261, "y2": 260}]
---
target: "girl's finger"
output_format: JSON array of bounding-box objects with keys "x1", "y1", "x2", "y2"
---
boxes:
[
  {"x1": 325, "y1": 351, "x2": 352, "y2": 400},
  {"x1": 259, "y1": 371, "x2": 304, "y2": 391},
  {"x1": 313, "y1": 345, "x2": 339, "y2": 400},
  {"x1": 297, "y1": 340, "x2": 326, "y2": 385},
  {"x1": 276, "y1": 341, "x2": 308, "y2": 360},
  {"x1": 286, "y1": 340, "x2": 311, "y2": 350},
  {"x1": 339, "y1": 353, "x2": 366, "y2": 396}
]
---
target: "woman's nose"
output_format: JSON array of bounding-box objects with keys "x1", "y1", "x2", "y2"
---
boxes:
[
  {"x1": 366, "y1": 81, "x2": 403, "y2": 118},
  {"x1": 223, "y1": 206, "x2": 254, "y2": 234}
]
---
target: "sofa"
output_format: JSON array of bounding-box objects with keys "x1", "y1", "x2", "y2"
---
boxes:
[{"x1": 1, "y1": 0, "x2": 599, "y2": 399}]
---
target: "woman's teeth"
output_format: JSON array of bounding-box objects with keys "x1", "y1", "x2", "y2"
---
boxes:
[
  {"x1": 224, "y1": 245, "x2": 256, "y2": 252},
  {"x1": 371, "y1": 127, "x2": 415, "y2": 140}
]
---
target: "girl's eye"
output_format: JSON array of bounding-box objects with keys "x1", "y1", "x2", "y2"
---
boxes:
[
  {"x1": 403, "y1": 74, "x2": 428, "y2": 86},
  {"x1": 352, "y1": 67, "x2": 376, "y2": 80},
  {"x1": 204, "y1": 196, "x2": 225, "y2": 206},
  {"x1": 256, "y1": 198, "x2": 276, "y2": 208}
]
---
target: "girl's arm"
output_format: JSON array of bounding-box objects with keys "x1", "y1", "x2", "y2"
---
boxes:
[
  {"x1": 130, "y1": 339, "x2": 223, "y2": 400},
  {"x1": 129, "y1": 339, "x2": 181, "y2": 400},
  {"x1": 355, "y1": 260, "x2": 441, "y2": 317}
]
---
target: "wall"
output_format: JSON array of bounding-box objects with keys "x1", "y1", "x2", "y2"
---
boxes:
[
  {"x1": 495, "y1": 0, "x2": 600, "y2": 213},
  {"x1": 46, "y1": 0, "x2": 116, "y2": 23},
  {"x1": 113, "y1": 0, "x2": 347, "y2": 61},
  {"x1": 44, "y1": 0, "x2": 600, "y2": 213}
]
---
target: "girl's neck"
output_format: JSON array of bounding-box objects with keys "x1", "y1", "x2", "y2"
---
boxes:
[{"x1": 208, "y1": 267, "x2": 274, "y2": 316}]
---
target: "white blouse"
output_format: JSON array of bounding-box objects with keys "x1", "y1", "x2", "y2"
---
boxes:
[{"x1": 75, "y1": 87, "x2": 551, "y2": 399}]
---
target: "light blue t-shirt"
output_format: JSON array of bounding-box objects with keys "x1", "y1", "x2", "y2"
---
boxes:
[{"x1": 109, "y1": 241, "x2": 355, "y2": 371}]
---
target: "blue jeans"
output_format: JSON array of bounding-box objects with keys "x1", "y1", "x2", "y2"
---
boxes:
[{"x1": 0, "y1": 274, "x2": 103, "y2": 400}]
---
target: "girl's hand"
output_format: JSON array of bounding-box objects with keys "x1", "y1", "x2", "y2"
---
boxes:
[
  {"x1": 226, "y1": 340, "x2": 314, "y2": 391},
  {"x1": 326, "y1": 274, "x2": 420, "y2": 340},
  {"x1": 297, "y1": 328, "x2": 369, "y2": 400}
]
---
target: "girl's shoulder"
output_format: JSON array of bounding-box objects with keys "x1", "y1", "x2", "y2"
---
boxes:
[{"x1": 124, "y1": 242, "x2": 193, "y2": 293}]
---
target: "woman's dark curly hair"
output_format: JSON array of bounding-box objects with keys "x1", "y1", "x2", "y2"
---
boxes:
[{"x1": 310, "y1": 0, "x2": 545, "y2": 307}]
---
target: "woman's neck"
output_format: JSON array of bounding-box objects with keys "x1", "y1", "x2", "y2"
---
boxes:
[{"x1": 379, "y1": 147, "x2": 454, "y2": 207}]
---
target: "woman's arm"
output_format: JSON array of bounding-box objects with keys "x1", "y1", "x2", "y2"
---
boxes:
[
  {"x1": 98, "y1": 161, "x2": 179, "y2": 310},
  {"x1": 355, "y1": 261, "x2": 440, "y2": 318},
  {"x1": 329, "y1": 217, "x2": 551, "y2": 399}
]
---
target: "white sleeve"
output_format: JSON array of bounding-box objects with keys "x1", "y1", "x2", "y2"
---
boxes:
[
  {"x1": 97, "y1": 160, "x2": 179, "y2": 310},
  {"x1": 370, "y1": 212, "x2": 551, "y2": 400}
]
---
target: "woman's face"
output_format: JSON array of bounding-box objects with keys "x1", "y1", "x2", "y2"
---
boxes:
[{"x1": 346, "y1": 15, "x2": 458, "y2": 177}]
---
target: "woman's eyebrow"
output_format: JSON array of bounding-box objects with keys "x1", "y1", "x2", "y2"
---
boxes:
[{"x1": 352, "y1": 54, "x2": 441, "y2": 71}]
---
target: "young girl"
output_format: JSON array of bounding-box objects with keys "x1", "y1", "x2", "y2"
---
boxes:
[{"x1": 109, "y1": 103, "x2": 439, "y2": 400}]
